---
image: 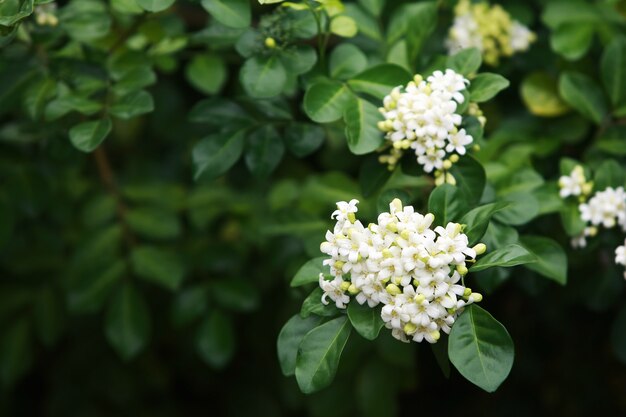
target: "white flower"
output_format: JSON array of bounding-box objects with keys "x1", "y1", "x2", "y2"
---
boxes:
[
  {"x1": 319, "y1": 275, "x2": 350, "y2": 309},
  {"x1": 579, "y1": 187, "x2": 626, "y2": 230},
  {"x1": 378, "y1": 70, "x2": 473, "y2": 174},
  {"x1": 318, "y1": 198, "x2": 485, "y2": 344},
  {"x1": 616, "y1": 240, "x2": 626, "y2": 279},
  {"x1": 509, "y1": 21, "x2": 535, "y2": 52},
  {"x1": 558, "y1": 165, "x2": 590, "y2": 198}
]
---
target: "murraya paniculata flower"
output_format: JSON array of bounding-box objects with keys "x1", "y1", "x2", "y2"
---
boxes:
[
  {"x1": 34, "y1": 3, "x2": 58, "y2": 27},
  {"x1": 378, "y1": 70, "x2": 477, "y2": 179},
  {"x1": 579, "y1": 187, "x2": 626, "y2": 231},
  {"x1": 318, "y1": 198, "x2": 485, "y2": 344},
  {"x1": 446, "y1": 0, "x2": 535, "y2": 66},
  {"x1": 558, "y1": 165, "x2": 593, "y2": 200}
]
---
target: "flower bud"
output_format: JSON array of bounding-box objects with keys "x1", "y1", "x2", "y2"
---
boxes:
[
  {"x1": 470, "y1": 292, "x2": 483, "y2": 302},
  {"x1": 404, "y1": 322, "x2": 417, "y2": 334},
  {"x1": 430, "y1": 330, "x2": 441, "y2": 341},
  {"x1": 348, "y1": 284, "x2": 359, "y2": 295},
  {"x1": 340, "y1": 281, "x2": 351, "y2": 291},
  {"x1": 473, "y1": 243, "x2": 487, "y2": 255},
  {"x1": 442, "y1": 160, "x2": 452, "y2": 170},
  {"x1": 386, "y1": 283, "x2": 401, "y2": 295},
  {"x1": 449, "y1": 154, "x2": 460, "y2": 163},
  {"x1": 463, "y1": 288, "x2": 472, "y2": 297},
  {"x1": 456, "y1": 264, "x2": 468, "y2": 275},
  {"x1": 414, "y1": 294, "x2": 425, "y2": 304},
  {"x1": 264, "y1": 37, "x2": 276, "y2": 48}
]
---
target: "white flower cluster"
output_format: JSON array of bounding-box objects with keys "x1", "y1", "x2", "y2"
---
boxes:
[
  {"x1": 377, "y1": 70, "x2": 473, "y2": 175},
  {"x1": 579, "y1": 187, "x2": 626, "y2": 231},
  {"x1": 558, "y1": 165, "x2": 592, "y2": 199},
  {"x1": 319, "y1": 198, "x2": 485, "y2": 344},
  {"x1": 446, "y1": 0, "x2": 535, "y2": 66}
]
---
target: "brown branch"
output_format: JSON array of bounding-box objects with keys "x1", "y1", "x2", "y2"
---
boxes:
[{"x1": 93, "y1": 147, "x2": 136, "y2": 248}]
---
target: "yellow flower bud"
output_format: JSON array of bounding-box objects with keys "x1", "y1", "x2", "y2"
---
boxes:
[
  {"x1": 456, "y1": 264, "x2": 468, "y2": 275},
  {"x1": 449, "y1": 154, "x2": 460, "y2": 163},
  {"x1": 386, "y1": 283, "x2": 402, "y2": 295},
  {"x1": 348, "y1": 284, "x2": 359, "y2": 295},
  {"x1": 404, "y1": 322, "x2": 418, "y2": 334},
  {"x1": 430, "y1": 330, "x2": 441, "y2": 341},
  {"x1": 340, "y1": 281, "x2": 351, "y2": 291},
  {"x1": 473, "y1": 243, "x2": 487, "y2": 255},
  {"x1": 443, "y1": 160, "x2": 453, "y2": 170},
  {"x1": 264, "y1": 37, "x2": 276, "y2": 48}
]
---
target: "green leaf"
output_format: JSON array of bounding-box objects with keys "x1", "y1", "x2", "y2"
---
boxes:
[
  {"x1": 493, "y1": 192, "x2": 540, "y2": 226},
  {"x1": 344, "y1": 4, "x2": 382, "y2": 41},
  {"x1": 471, "y1": 244, "x2": 537, "y2": 272},
  {"x1": 357, "y1": 0, "x2": 384, "y2": 16},
  {"x1": 330, "y1": 16, "x2": 358, "y2": 38},
  {"x1": 0, "y1": 0, "x2": 34, "y2": 26},
  {"x1": 68, "y1": 260, "x2": 125, "y2": 313},
  {"x1": 301, "y1": 287, "x2": 339, "y2": 318},
  {"x1": 347, "y1": 302, "x2": 384, "y2": 340},
  {"x1": 105, "y1": 283, "x2": 151, "y2": 361},
  {"x1": 449, "y1": 155, "x2": 486, "y2": 206},
  {"x1": 69, "y1": 118, "x2": 112, "y2": 153},
  {"x1": 212, "y1": 279, "x2": 259, "y2": 312},
  {"x1": 359, "y1": 155, "x2": 393, "y2": 197},
  {"x1": 130, "y1": 246, "x2": 185, "y2": 290},
  {"x1": 245, "y1": 125, "x2": 285, "y2": 178},
  {"x1": 112, "y1": 66, "x2": 157, "y2": 96},
  {"x1": 559, "y1": 71, "x2": 608, "y2": 124},
  {"x1": 431, "y1": 337, "x2": 451, "y2": 378},
  {"x1": 343, "y1": 96, "x2": 384, "y2": 155},
  {"x1": 428, "y1": 184, "x2": 469, "y2": 226},
  {"x1": 196, "y1": 310, "x2": 235, "y2": 369},
  {"x1": 277, "y1": 314, "x2": 321, "y2": 376},
  {"x1": 284, "y1": 122, "x2": 325, "y2": 157},
  {"x1": 460, "y1": 202, "x2": 509, "y2": 246},
  {"x1": 291, "y1": 257, "x2": 327, "y2": 287},
  {"x1": 110, "y1": 90, "x2": 154, "y2": 120},
  {"x1": 126, "y1": 207, "x2": 181, "y2": 240},
  {"x1": 170, "y1": 285, "x2": 209, "y2": 327},
  {"x1": 519, "y1": 236, "x2": 567, "y2": 285},
  {"x1": 240, "y1": 55, "x2": 287, "y2": 99},
  {"x1": 279, "y1": 46, "x2": 317, "y2": 75},
  {"x1": 60, "y1": 0, "x2": 111, "y2": 42},
  {"x1": 404, "y1": 2, "x2": 437, "y2": 62},
  {"x1": 560, "y1": 201, "x2": 586, "y2": 237},
  {"x1": 185, "y1": 54, "x2": 227, "y2": 95},
  {"x1": 469, "y1": 73, "x2": 510, "y2": 103},
  {"x1": 188, "y1": 98, "x2": 252, "y2": 126},
  {"x1": 136, "y1": 0, "x2": 175, "y2": 12},
  {"x1": 304, "y1": 81, "x2": 353, "y2": 123},
  {"x1": 201, "y1": 0, "x2": 251, "y2": 28},
  {"x1": 33, "y1": 288, "x2": 64, "y2": 347},
  {"x1": 448, "y1": 305, "x2": 514, "y2": 393},
  {"x1": 601, "y1": 36, "x2": 626, "y2": 108},
  {"x1": 295, "y1": 316, "x2": 352, "y2": 394},
  {"x1": 446, "y1": 48, "x2": 482, "y2": 75},
  {"x1": 521, "y1": 72, "x2": 570, "y2": 117},
  {"x1": 347, "y1": 64, "x2": 412, "y2": 99},
  {"x1": 23, "y1": 77, "x2": 56, "y2": 120},
  {"x1": 330, "y1": 44, "x2": 368, "y2": 80},
  {"x1": 193, "y1": 130, "x2": 246, "y2": 180},
  {"x1": 550, "y1": 22, "x2": 594, "y2": 61},
  {"x1": 594, "y1": 159, "x2": 626, "y2": 190}
]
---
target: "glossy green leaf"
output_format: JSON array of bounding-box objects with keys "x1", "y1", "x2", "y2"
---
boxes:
[
  {"x1": 347, "y1": 302, "x2": 384, "y2": 340},
  {"x1": 110, "y1": 90, "x2": 154, "y2": 119},
  {"x1": 448, "y1": 305, "x2": 514, "y2": 392},
  {"x1": 449, "y1": 155, "x2": 486, "y2": 206},
  {"x1": 69, "y1": 118, "x2": 112, "y2": 153},
  {"x1": 280, "y1": 46, "x2": 317, "y2": 75},
  {"x1": 105, "y1": 283, "x2": 151, "y2": 361},
  {"x1": 519, "y1": 236, "x2": 567, "y2": 285},
  {"x1": 330, "y1": 16, "x2": 358, "y2": 38},
  {"x1": 277, "y1": 314, "x2": 321, "y2": 376},
  {"x1": 185, "y1": 54, "x2": 227, "y2": 95},
  {"x1": 136, "y1": 0, "x2": 175, "y2": 12},
  {"x1": 201, "y1": 0, "x2": 251, "y2": 28},
  {"x1": 240, "y1": 55, "x2": 287, "y2": 99},
  {"x1": 304, "y1": 81, "x2": 353, "y2": 123},
  {"x1": 471, "y1": 244, "x2": 537, "y2": 272},
  {"x1": 358, "y1": 0, "x2": 384, "y2": 16},
  {"x1": 428, "y1": 184, "x2": 469, "y2": 226},
  {"x1": 469, "y1": 73, "x2": 510, "y2": 103},
  {"x1": 295, "y1": 316, "x2": 352, "y2": 394},
  {"x1": 245, "y1": 125, "x2": 285, "y2": 178},
  {"x1": 284, "y1": 122, "x2": 325, "y2": 157},
  {"x1": 559, "y1": 71, "x2": 608, "y2": 124},
  {"x1": 550, "y1": 23, "x2": 594, "y2": 61},
  {"x1": 196, "y1": 310, "x2": 235, "y2": 369},
  {"x1": 60, "y1": 0, "x2": 111, "y2": 42},
  {"x1": 301, "y1": 287, "x2": 339, "y2": 318},
  {"x1": 343, "y1": 96, "x2": 384, "y2": 155},
  {"x1": 347, "y1": 64, "x2": 412, "y2": 99},
  {"x1": 359, "y1": 155, "x2": 393, "y2": 197},
  {"x1": 126, "y1": 207, "x2": 181, "y2": 240},
  {"x1": 460, "y1": 202, "x2": 509, "y2": 246},
  {"x1": 560, "y1": 201, "x2": 586, "y2": 237},
  {"x1": 291, "y1": 257, "x2": 327, "y2": 287},
  {"x1": 404, "y1": 2, "x2": 437, "y2": 62},
  {"x1": 193, "y1": 130, "x2": 246, "y2": 180},
  {"x1": 601, "y1": 36, "x2": 626, "y2": 108},
  {"x1": 130, "y1": 246, "x2": 185, "y2": 290},
  {"x1": 188, "y1": 98, "x2": 252, "y2": 125},
  {"x1": 446, "y1": 48, "x2": 482, "y2": 75},
  {"x1": 170, "y1": 285, "x2": 209, "y2": 327},
  {"x1": 521, "y1": 72, "x2": 570, "y2": 117},
  {"x1": 330, "y1": 44, "x2": 368, "y2": 80},
  {"x1": 594, "y1": 159, "x2": 626, "y2": 191}
]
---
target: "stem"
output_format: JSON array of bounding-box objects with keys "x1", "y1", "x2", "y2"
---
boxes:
[{"x1": 93, "y1": 147, "x2": 136, "y2": 249}]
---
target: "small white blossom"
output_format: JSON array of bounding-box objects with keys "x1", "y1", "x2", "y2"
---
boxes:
[
  {"x1": 558, "y1": 165, "x2": 591, "y2": 199},
  {"x1": 318, "y1": 198, "x2": 485, "y2": 344},
  {"x1": 579, "y1": 187, "x2": 626, "y2": 230}
]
